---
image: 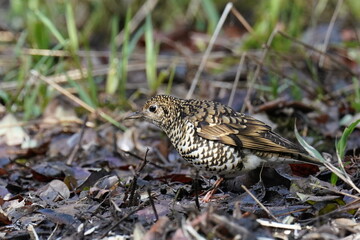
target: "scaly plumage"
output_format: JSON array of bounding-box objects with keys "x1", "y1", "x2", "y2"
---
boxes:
[{"x1": 126, "y1": 95, "x2": 321, "y2": 178}]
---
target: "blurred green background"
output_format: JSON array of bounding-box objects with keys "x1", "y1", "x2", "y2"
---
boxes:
[{"x1": 0, "y1": 0, "x2": 359, "y2": 120}]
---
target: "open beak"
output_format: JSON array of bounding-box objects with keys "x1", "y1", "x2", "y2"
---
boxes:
[{"x1": 124, "y1": 111, "x2": 143, "y2": 120}]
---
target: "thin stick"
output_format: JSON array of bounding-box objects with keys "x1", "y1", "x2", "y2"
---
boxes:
[
  {"x1": 323, "y1": 160, "x2": 360, "y2": 194},
  {"x1": 27, "y1": 224, "x2": 40, "y2": 240},
  {"x1": 31, "y1": 70, "x2": 95, "y2": 113},
  {"x1": 186, "y1": 2, "x2": 233, "y2": 99},
  {"x1": 66, "y1": 116, "x2": 88, "y2": 165},
  {"x1": 256, "y1": 219, "x2": 301, "y2": 230},
  {"x1": 230, "y1": 8, "x2": 254, "y2": 33},
  {"x1": 100, "y1": 200, "x2": 148, "y2": 238},
  {"x1": 0, "y1": 118, "x2": 88, "y2": 129},
  {"x1": 147, "y1": 188, "x2": 159, "y2": 221},
  {"x1": 137, "y1": 148, "x2": 149, "y2": 174},
  {"x1": 121, "y1": 150, "x2": 168, "y2": 170},
  {"x1": 228, "y1": 53, "x2": 246, "y2": 107},
  {"x1": 278, "y1": 31, "x2": 355, "y2": 76},
  {"x1": 241, "y1": 185, "x2": 279, "y2": 222},
  {"x1": 126, "y1": 174, "x2": 138, "y2": 207},
  {"x1": 126, "y1": 149, "x2": 149, "y2": 206},
  {"x1": 241, "y1": 27, "x2": 279, "y2": 114},
  {"x1": 319, "y1": 0, "x2": 343, "y2": 67},
  {"x1": 309, "y1": 183, "x2": 360, "y2": 200},
  {"x1": 31, "y1": 70, "x2": 125, "y2": 130},
  {"x1": 115, "y1": 0, "x2": 159, "y2": 46}
]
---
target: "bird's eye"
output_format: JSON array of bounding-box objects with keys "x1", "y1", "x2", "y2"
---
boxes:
[{"x1": 149, "y1": 105, "x2": 157, "y2": 112}]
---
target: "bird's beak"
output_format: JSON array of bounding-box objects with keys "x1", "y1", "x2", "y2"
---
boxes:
[{"x1": 124, "y1": 111, "x2": 143, "y2": 120}]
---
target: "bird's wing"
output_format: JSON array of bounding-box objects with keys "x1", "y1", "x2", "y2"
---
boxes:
[{"x1": 195, "y1": 114, "x2": 304, "y2": 154}]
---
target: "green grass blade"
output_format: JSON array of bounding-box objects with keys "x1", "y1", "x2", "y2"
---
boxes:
[
  {"x1": 106, "y1": 16, "x2": 120, "y2": 94},
  {"x1": 294, "y1": 124, "x2": 325, "y2": 162},
  {"x1": 33, "y1": 9, "x2": 67, "y2": 46},
  {"x1": 106, "y1": 58, "x2": 120, "y2": 94},
  {"x1": 295, "y1": 123, "x2": 339, "y2": 185},
  {"x1": 351, "y1": 77, "x2": 360, "y2": 112},
  {"x1": 65, "y1": 0, "x2": 79, "y2": 52},
  {"x1": 145, "y1": 15, "x2": 157, "y2": 91},
  {"x1": 128, "y1": 25, "x2": 144, "y2": 54},
  {"x1": 67, "y1": 77, "x2": 96, "y2": 108},
  {"x1": 24, "y1": 83, "x2": 41, "y2": 120},
  {"x1": 119, "y1": 7, "x2": 132, "y2": 101},
  {"x1": 80, "y1": 2, "x2": 104, "y2": 44},
  {"x1": 14, "y1": 31, "x2": 28, "y2": 56},
  {"x1": 33, "y1": 43, "x2": 64, "y2": 72},
  {"x1": 330, "y1": 173, "x2": 338, "y2": 186},
  {"x1": 0, "y1": 90, "x2": 10, "y2": 104},
  {"x1": 336, "y1": 119, "x2": 360, "y2": 160},
  {"x1": 166, "y1": 63, "x2": 176, "y2": 94},
  {"x1": 84, "y1": 45, "x2": 98, "y2": 107},
  {"x1": 201, "y1": 0, "x2": 219, "y2": 33}
]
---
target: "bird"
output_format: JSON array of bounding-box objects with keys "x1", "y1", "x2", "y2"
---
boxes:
[{"x1": 126, "y1": 95, "x2": 321, "y2": 200}]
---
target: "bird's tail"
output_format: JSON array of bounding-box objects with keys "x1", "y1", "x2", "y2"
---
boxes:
[{"x1": 252, "y1": 150, "x2": 324, "y2": 166}]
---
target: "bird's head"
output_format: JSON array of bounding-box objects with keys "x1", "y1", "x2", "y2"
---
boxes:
[{"x1": 125, "y1": 95, "x2": 181, "y2": 130}]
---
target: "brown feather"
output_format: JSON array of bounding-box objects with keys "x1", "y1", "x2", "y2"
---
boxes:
[{"x1": 196, "y1": 115, "x2": 306, "y2": 155}]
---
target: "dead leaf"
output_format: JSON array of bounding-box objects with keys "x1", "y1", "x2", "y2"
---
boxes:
[
  {"x1": 38, "y1": 180, "x2": 70, "y2": 203},
  {"x1": 142, "y1": 217, "x2": 171, "y2": 240},
  {"x1": 0, "y1": 114, "x2": 29, "y2": 146},
  {"x1": 37, "y1": 208, "x2": 78, "y2": 226}
]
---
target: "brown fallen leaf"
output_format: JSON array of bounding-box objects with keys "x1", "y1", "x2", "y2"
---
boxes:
[
  {"x1": 142, "y1": 216, "x2": 172, "y2": 240},
  {"x1": 38, "y1": 180, "x2": 70, "y2": 204}
]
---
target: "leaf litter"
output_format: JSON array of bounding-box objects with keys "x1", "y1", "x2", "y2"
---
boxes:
[
  {"x1": 1, "y1": 4, "x2": 360, "y2": 240},
  {"x1": 1, "y1": 91, "x2": 359, "y2": 239}
]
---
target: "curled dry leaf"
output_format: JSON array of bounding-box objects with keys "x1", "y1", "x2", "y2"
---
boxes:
[
  {"x1": 38, "y1": 179, "x2": 70, "y2": 204},
  {"x1": 0, "y1": 114, "x2": 29, "y2": 146}
]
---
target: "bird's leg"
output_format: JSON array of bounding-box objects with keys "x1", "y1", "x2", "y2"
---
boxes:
[
  {"x1": 194, "y1": 171, "x2": 201, "y2": 210},
  {"x1": 202, "y1": 177, "x2": 224, "y2": 202}
]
